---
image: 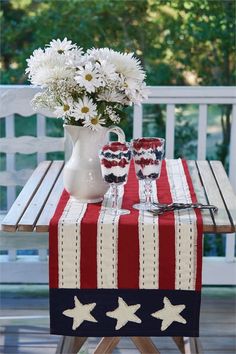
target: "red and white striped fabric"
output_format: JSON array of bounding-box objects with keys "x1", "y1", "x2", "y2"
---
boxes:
[
  {"x1": 50, "y1": 159, "x2": 202, "y2": 291},
  {"x1": 49, "y1": 159, "x2": 203, "y2": 337}
]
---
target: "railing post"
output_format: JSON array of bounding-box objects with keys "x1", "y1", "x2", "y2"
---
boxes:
[
  {"x1": 226, "y1": 104, "x2": 236, "y2": 263},
  {"x1": 197, "y1": 104, "x2": 207, "y2": 160},
  {"x1": 165, "y1": 104, "x2": 175, "y2": 158},
  {"x1": 5, "y1": 114, "x2": 16, "y2": 210},
  {"x1": 225, "y1": 233, "x2": 236, "y2": 262},
  {"x1": 64, "y1": 128, "x2": 72, "y2": 162},
  {"x1": 8, "y1": 248, "x2": 17, "y2": 262},
  {"x1": 37, "y1": 113, "x2": 46, "y2": 163},
  {"x1": 229, "y1": 104, "x2": 236, "y2": 193},
  {"x1": 133, "y1": 104, "x2": 143, "y2": 138}
]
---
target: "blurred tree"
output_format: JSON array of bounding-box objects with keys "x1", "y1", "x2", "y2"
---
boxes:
[
  {"x1": 0, "y1": 0, "x2": 235, "y2": 162},
  {"x1": 1, "y1": 0, "x2": 235, "y2": 86}
]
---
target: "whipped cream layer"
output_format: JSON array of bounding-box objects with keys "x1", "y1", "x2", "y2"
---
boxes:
[
  {"x1": 132, "y1": 142, "x2": 164, "y2": 180},
  {"x1": 100, "y1": 142, "x2": 131, "y2": 184}
]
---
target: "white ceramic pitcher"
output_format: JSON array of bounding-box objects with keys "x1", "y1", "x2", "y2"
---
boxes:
[{"x1": 63, "y1": 124, "x2": 125, "y2": 203}]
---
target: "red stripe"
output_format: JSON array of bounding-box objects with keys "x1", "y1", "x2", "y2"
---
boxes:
[
  {"x1": 80, "y1": 204, "x2": 100, "y2": 288},
  {"x1": 157, "y1": 160, "x2": 176, "y2": 290},
  {"x1": 49, "y1": 190, "x2": 69, "y2": 288},
  {"x1": 182, "y1": 160, "x2": 203, "y2": 291},
  {"x1": 118, "y1": 162, "x2": 140, "y2": 288}
]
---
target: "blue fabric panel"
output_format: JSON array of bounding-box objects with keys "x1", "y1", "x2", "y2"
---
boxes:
[{"x1": 50, "y1": 288, "x2": 201, "y2": 337}]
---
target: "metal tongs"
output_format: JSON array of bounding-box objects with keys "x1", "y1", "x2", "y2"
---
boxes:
[{"x1": 148, "y1": 202, "x2": 218, "y2": 216}]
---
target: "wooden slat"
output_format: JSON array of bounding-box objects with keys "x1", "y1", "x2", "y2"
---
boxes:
[
  {"x1": 196, "y1": 160, "x2": 234, "y2": 233},
  {"x1": 94, "y1": 337, "x2": 120, "y2": 354},
  {"x1": 210, "y1": 160, "x2": 236, "y2": 261},
  {"x1": 187, "y1": 160, "x2": 215, "y2": 233},
  {"x1": 172, "y1": 337, "x2": 185, "y2": 354},
  {"x1": 210, "y1": 161, "x2": 236, "y2": 229},
  {"x1": 183, "y1": 337, "x2": 198, "y2": 354},
  {"x1": 18, "y1": 161, "x2": 64, "y2": 232},
  {"x1": 195, "y1": 338, "x2": 204, "y2": 354},
  {"x1": 36, "y1": 171, "x2": 64, "y2": 232},
  {"x1": 56, "y1": 336, "x2": 87, "y2": 354},
  {"x1": 1, "y1": 161, "x2": 52, "y2": 232},
  {"x1": 130, "y1": 337, "x2": 160, "y2": 354}
]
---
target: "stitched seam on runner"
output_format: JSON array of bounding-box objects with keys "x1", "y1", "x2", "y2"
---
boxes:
[
  {"x1": 58, "y1": 200, "x2": 71, "y2": 288},
  {"x1": 58, "y1": 200, "x2": 87, "y2": 289},
  {"x1": 166, "y1": 159, "x2": 197, "y2": 291},
  {"x1": 97, "y1": 186, "x2": 124, "y2": 288},
  {"x1": 138, "y1": 180, "x2": 159, "y2": 289}
]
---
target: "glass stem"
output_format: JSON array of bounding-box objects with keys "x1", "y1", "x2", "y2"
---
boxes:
[
  {"x1": 111, "y1": 184, "x2": 119, "y2": 211},
  {"x1": 144, "y1": 179, "x2": 152, "y2": 208}
]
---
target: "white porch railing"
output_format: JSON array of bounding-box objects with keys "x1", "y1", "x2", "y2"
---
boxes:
[{"x1": 0, "y1": 85, "x2": 236, "y2": 285}]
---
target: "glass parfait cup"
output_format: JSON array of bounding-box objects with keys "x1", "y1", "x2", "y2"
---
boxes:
[
  {"x1": 131, "y1": 137, "x2": 165, "y2": 211},
  {"x1": 99, "y1": 141, "x2": 132, "y2": 215}
]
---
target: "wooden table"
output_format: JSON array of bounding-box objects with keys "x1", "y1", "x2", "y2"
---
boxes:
[{"x1": 2, "y1": 160, "x2": 236, "y2": 354}]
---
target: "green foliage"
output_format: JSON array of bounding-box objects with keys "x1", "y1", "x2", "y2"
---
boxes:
[{"x1": 1, "y1": 0, "x2": 235, "y2": 86}]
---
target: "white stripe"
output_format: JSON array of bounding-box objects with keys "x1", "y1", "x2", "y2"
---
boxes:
[
  {"x1": 166, "y1": 159, "x2": 198, "y2": 290},
  {"x1": 58, "y1": 198, "x2": 87, "y2": 288},
  {"x1": 97, "y1": 186, "x2": 125, "y2": 288},
  {"x1": 138, "y1": 180, "x2": 159, "y2": 289}
]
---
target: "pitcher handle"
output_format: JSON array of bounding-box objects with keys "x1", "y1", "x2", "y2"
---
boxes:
[{"x1": 107, "y1": 125, "x2": 126, "y2": 143}]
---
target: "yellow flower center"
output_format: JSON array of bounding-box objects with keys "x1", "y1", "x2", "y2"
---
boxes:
[
  {"x1": 81, "y1": 106, "x2": 89, "y2": 113},
  {"x1": 85, "y1": 73, "x2": 93, "y2": 81},
  {"x1": 91, "y1": 116, "x2": 99, "y2": 125},
  {"x1": 63, "y1": 104, "x2": 70, "y2": 112}
]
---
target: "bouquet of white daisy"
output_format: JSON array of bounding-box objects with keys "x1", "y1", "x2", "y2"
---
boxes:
[{"x1": 26, "y1": 38, "x2": 147, "y2": 131}]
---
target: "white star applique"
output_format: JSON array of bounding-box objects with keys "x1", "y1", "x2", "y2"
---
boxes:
[
  {"x1": 106, "y1": 297, "x2": 141, "y2": 330},
  {"x1": 63, "y1": 296, "x2": 97, "y2": 330},
  {"x1": 151, "y1": 297, "x2": 187, "y2": 331}
]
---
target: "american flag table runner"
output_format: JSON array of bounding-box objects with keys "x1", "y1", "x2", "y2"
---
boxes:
[{"x1": 49, "y1": 159, "x2": 203, "y2": 337}]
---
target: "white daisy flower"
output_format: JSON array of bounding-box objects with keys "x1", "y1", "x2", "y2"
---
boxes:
[
  {"x1": 95, "y1": 60, "x2": 118, "y2": 82},
  {"x1": 26, "y1": 48, "x2": 75, "y2": 86},
  {"x1": 65, "y1": 48, "x2": 84, "y2": 67},
  {"x1": 83, "y1": 115, "x2": 106, "y2": 131},
  {"x1": 32, "y1": 66, "x2": 72, "y2": 87},
  {"x1": 72, "y1": 96, "x2": 97, "y2": 121},
  {"x1": 87, "y1": 48, "x2": 145, "y2": 81},
  {"x1": 123, "y1": 78, "x2": 140, "y2": 98},
  {"x1": 125, "y1": 81, "x2": 149, "y2": 105},
  {"x1": 87, "y1": 47, "x2": 112, "y2": 62},
  {"x1": 53, "y1": 99, "x2": 74, "y2": 118},
  {"x1": 97, "y1": 89, "x2": 125, "y2": 104},
  {"x1": 75, "y1": 63, "x2": 103, "y2": 93},
  {"x1": 48, "y1": 37, "x2": 77, "y2": 54},
  {"x1": 26, "y1": 48, "x2": 45, "y2": 76},
  {"x1": 108, "y1": 51, "x2": 145, "y2": 81},
  {"x1": 26, "y1": 39, "x2": 148, "y2": 129}
]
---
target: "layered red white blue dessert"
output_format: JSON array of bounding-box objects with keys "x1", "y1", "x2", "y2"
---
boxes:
[
  {"x1": 132, "y1": 138, "x2": 165, "y2": 180},
  {"x1": 100, "y1": 142, "x2": 131, "y2": 185}
]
